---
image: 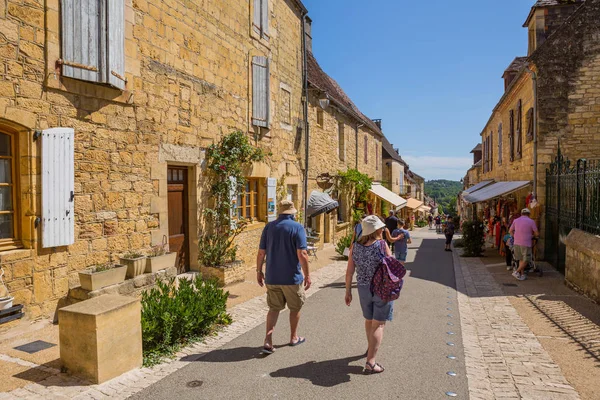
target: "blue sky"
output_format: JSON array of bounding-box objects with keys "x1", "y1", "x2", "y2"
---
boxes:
[{"x1": 302, "y1": 0, "x2": 531, "y2": 181}]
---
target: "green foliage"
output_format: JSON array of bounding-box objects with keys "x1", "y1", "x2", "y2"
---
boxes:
[
  {"x1": 460, "y1": 220, "x2": 485, "y2": 257},
  {"x1": 425, "y1": 179, "x2": 462, "y2": 217},
  {"x1": 141, "y1": 276, "x2": 231, "y2": 366},
  {"x1": 453, "y1": 238, "x2": 465, "y2": 248},
  {"x1": 199, "y1": 132, "x2": 265, "y2": 267},
  {"x1": 416, "y1": 220, "x2": 427, "y2": 228},
  {"x1": 336, "y1": 169, "x2": 372, "y2": 204},
  {"x1": 335, "y1": 233, "x2": 353, "y2": 259}
]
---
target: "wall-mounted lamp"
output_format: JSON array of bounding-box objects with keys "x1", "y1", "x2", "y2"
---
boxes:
[{"x1": 318, "y1": 93, "x2": 330, "y2": 110}]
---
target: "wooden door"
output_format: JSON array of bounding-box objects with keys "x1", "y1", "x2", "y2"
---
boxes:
[{"x1": 167, "y1": 167, "x2": 188, "y2": 273}]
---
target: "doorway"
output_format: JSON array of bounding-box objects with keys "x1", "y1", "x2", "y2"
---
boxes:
[{"x1": 167, "y1": 166, "x2": 189, "y2": 273}]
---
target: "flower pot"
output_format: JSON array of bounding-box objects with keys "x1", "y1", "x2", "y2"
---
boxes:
[
  {"x1": 145, "y1": 252, "x2": 177, "y2": 274},
  {"x1": 121, "y1": 256, "x2": 147, "y2": 279},
  {"x1": 0, "y1": 296, "x2": 14, "y2": 310},
  {"x1": 78, "y1": 265, "x2": 127, "y2": 291}
]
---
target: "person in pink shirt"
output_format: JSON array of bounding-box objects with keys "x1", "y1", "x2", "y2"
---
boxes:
[{"x1": 509, "y1": 208, "x2": 539, "y2": 281}]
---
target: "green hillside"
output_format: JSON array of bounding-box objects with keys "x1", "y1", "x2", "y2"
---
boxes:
[{"x1": 424, "y1": 180, "x2": 462, "y2": 216}]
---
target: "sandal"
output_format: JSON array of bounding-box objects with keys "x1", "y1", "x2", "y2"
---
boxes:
[
  {"x1": 364, "y1": 361, "x2": 385, "y2": 374},
  {"x1": 261, "y1": 345, "x2": 275, "y2": 354}
]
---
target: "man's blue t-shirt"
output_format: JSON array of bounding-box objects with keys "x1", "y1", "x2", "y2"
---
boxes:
[
  {"x1": 392, "y1": 228, "x2": 410, "y2": 257},
  {"x1": 259, "y1": 215, "x2": 307, "y2": 285}
]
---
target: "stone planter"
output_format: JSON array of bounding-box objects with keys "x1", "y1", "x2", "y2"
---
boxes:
[
  {"x1": 78, "y1": 265, "x2": 127, "y2": 291},
  {"x1": 145, "y1": 252, "x2": 177, "y2": 274},
  {"x1": 0, "y1": 296, "x2": 14, "y2": 310},
  {"x1": 200, "y1": 260, "x2": 245, "y2": 286},
  {"x1": 121, "y1": 256, "x2": 147, "y2": 279}
]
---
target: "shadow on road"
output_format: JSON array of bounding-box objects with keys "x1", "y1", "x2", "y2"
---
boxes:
[
  {"x1": 269, "y1": 354, "x2": 365, "y2": 387},
  {"x1": 180, "y1": 346, "x2": 287, "y2": 363}
]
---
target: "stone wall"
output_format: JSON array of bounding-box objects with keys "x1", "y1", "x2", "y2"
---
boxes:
[
  {"x1": 564, "y1": 229, "x2": 600, "y2": 304},
  {"x1": 0, "y1": 0, "x2": 305, "y2": 319}
]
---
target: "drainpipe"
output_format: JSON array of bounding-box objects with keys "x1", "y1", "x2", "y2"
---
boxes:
[
  {"x1": 525, "y1": 67, "x2": 538, "y2": 198},
  {"x1": 355, "y1": 123, "x2": 364, "y2": 170},
  {"x1": 302, "y1": 12, "x2": 309, "y2": 227}
]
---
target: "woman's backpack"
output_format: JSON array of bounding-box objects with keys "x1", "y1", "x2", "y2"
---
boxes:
[{"x1": 371, "y1": 241, "x2": 407, "y2": 302}]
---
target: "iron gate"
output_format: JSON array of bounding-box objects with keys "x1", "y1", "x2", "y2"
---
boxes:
[{"x1": 545, "y1": 148, "x2": 600, "y2": 273}]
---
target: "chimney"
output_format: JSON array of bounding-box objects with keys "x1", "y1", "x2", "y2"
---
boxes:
[
  {"x1": 304, "y1": 16, "x2": 313, "y2": 53},
  {"x1": 372, "y1": 119, "x2": 382, "y2": 131}
]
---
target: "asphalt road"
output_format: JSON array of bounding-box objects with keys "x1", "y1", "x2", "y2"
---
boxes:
[{"x1": 131, "y1": 229, "x2": 468, "y2": 400}]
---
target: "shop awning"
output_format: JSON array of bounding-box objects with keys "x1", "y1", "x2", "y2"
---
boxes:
[
  {"x1": 368, "y1": 183, "x2": 408, "y2": 209},
  {"x1": 462, "y1": 180, "x2": 494, "y2": 195},
  {"x1": 307, "y1": 191, "x2": 339, "y2": 218},
  {"x1": 405, "y1": 198, "x2": 424, "y2": 210},
  {"x1": 463, "y1": 181, "x2": 531, "y2": 204},
  {"x1": 417, "y1": 205, "x2": 431, "y2": 213}
]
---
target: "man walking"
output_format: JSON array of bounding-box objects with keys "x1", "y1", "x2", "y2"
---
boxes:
[
  {"x1": 509, "y1": 208, "x2": 539, "y2": 281},
  {"x1": 256, "y1": 200, "x2": 311, "y2": 354}
]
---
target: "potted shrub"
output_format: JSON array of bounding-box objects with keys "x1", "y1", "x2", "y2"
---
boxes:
[
  {"x1": 121, "y1": 252, "x2": 146, "y2": 279},
  {"x1": 145, "y1": 243, "x2": 177, "y2": 274},
  {"x1": 78, "y1": 264, "x2": 127, "y2": 291}
]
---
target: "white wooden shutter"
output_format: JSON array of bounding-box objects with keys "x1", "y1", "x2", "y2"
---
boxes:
[
  {"x1": 267, "y1": 178, "x2": 277, "y2": 222},
  {"x1": 61, "y1": 0, "x2": 101, "y2": 83},
  {"x1": 229, "y1": 176, "x2": 237, "y2": 229},
  {"x1": 107, "y1": 0, "x2": 126, "y2": 89},
  {"x1": 260, "y1": 0, "x2": 269, "y2": 38},
  {"x1": 41, "y1": 128, "x2": 75, "y2": 248},
  {"x1": 252, "y1": 56, "x2": 270, "y2": 128},
  {"x1": 253, "y1": 0, "x2": 261, "y2": 33}
]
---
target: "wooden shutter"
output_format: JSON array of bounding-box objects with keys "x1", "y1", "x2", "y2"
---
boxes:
[
  {"x1": 516, "y1": 100, "x2": 522, "y2": 158},
  {"x1": 260, "y1": 0, "x2": 269, "y2": 38},
  {"x1": 267, "y1": 178, "x2": 276, "y2": 222},
  {"x1": 498, "y1": 123, "x2": 503, "y2": 165},
  {"x1": 509, "y1": 110, "x2": 515, "y2": 162},
  {"x1": 229, "y1": 176, "x2": 237, "y2": 228},
  {"x1": 107, "y1": 0, "x2": 126, "y2": 89},
  {"x1": 253, "y1": 0, "x2": 261, "y2": 32},
  {"x1": 61, "y1": 0, "x2": 101, "y2": 83},
  {"x1": 489, "y1": 132, "x2": 493, "y2": 172},
  {"x1": 41, "y1": 128, "x2": 75, "y2": 248},
  {"x1": 375, "y1": 146, "x2": 379, "y2": 171},
  {"x1": 526, "y1": 108, "x2": 534, "y2": 143},
  {"x1": 252, "y1": 56, "x2": 269, "y2": 128}
]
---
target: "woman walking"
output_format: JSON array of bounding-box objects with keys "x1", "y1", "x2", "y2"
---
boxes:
[
  {"x1": 345, "y1": 215, "x2": 393, "y2": 374},
  {"x1": 444, "y1": 216, "x2": 455, "y2": 251}
]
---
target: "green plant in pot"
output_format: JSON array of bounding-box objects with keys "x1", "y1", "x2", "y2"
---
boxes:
[
  {"x1": 198, "y1": 131, "x2": 265, "y2": 271},
  {"x1": 121, "y1": 252, "x2": 146, "y2": 279},
  {"x1": 78, "y1": 263, "x2": 127, "y2": 291},
  {"x1": 146, "y1": 237, "x2": 177, "y2": 274}
]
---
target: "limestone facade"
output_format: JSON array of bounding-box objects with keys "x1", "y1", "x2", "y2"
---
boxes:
[{"x1": 0, "y1": 0, "x2": 307, "y2": 319}]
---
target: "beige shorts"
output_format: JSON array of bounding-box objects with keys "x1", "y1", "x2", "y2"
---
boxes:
[
  {"x1": 266, "y1": 284, "x2": 306, "y2": 312},
  {"x1": 513, "y1": 245, "x2": 532, "y2": 262}
]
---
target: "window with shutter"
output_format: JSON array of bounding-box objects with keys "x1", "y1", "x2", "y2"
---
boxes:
[
  {"x1": 253, "y1": 0, "x2": 269, "y2": 40},
  {"x1": 61, "y1": 0, "x2": 125, "y2": 89},
  {"x1": 375, "y1": 146, "x2": 379, "y2": 171},
  {"x1": 41, "y1": 128, "x2": 75, "y2": 248},
  {"x1": 364, "y1": 135, "x2": 368, "y2": 164},
  {"x1": 516, "y1": 100, "x2": 522, "y2": 159},
  {"x1": 252, "y1": 56, "x2": 270, "y2": 128},
  {"x1": 0, "y1": 130, "x2": 18, "y2": 247},
  {"x1": 338, "y1": 122, "x2": 345, "y2": 161},
  {"x1": 483, "y1": 138, "x2": 486, "y2": 173},
  {"x1": 489, "y1": 132, "x2": 493, "y2": 172},
  {"x1": 509, "y1": 110, "x2": 515, "y2": 162},
  {"x1": 267, "y1": 178, "x2": 276, "y2": 222},
  {"x1": 498, "y1": 123, "x2": 503, "y2": 165},
  {"x1": 526, "y1": 108, "x2": 534, "y2": 143}
]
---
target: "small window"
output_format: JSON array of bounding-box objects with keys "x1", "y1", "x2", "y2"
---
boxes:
[
  {"x1": 364, "y1": 135, "x2": 368, "y2": 164},
  {"x1": 516, "y1": 100, "x2": 523, "y2": 159},
  {"x1": 237, "y1": 178, "x2": 260, "y2": 220},
  {"x1": 498, "y1": 123, "x2": 503, "y2": 165},
  {"x1": 375, "y1": 145, "x2": 379, "y2": 171},
  {"x1": 338, "y1": 122, "x2": 345, "y2": 161},
  {"x1": 317, "y1": 109, "x2": 324, "y2": 127},
  {"x1": 253, "y1": 0, "x2": 269, "y2": 40},
  {"x1": 509, "y1": 109, "x2": 515, "y2": 162},
  {"x1": 0, "y1": 132, "x2": 15, "y2": 240}
]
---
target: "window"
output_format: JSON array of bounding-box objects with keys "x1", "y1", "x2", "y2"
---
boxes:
[
  {"x1": 509, "y1": 109, "x2": 515, "y2": 162},
  {"x1": 375, "y1": 145, "x2": 379, "y2": 171},
  {"x1": 286, "y1": 184, "x2": 298, "y2": 203},
  {"x1": 280, "y1": 87, "x2": 291, "y2": 125},
  {"x1": 516, "y1": 100, "x2": 522, "y2": 159},
  {"x1": 316, "y1": 109, "x2": 324, "y2": 127},
  {"x1": 489, "y1": 132, "x2": 493, "y2": 172},
  {"x1": 364, "y1": 135, "x2": 368, "y2": 164},
  {"x1": 338, "y1": 122, "x2": 345, "y2": 161},
  {"x1": 252, "y1": 56, "x2": 270, "y2": 128},
  {"x1": 0, "y1": 132, "x2": 16, "y2": 241},
  {"x1": 253, "y1": 0, "x2": 269, "y2": 40},
  {"x1": 526, "y1": 108, "x2": 534, "y2": 143},
  {"x1": 498, "y1": 123, "x2": 503, "y2": 165},
  {"x1": 61, "y1": 0, "x2": 125, "y2": 89},
  {"x1": 483, "y1": 137, "x2": 488, "y2": 173},
  {"x1": 237, "y1": 179, "x2": 260, "y2": 220}
]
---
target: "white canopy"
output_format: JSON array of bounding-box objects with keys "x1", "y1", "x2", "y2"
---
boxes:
[
  {"x1": 462, "y1": 180, "x2": 494, "y2": 195},
  {"x1": 463, "y1": 181, "x2": 531, "y2": 204},
  {"x1": 368, "y1": 183, "x2": 408, "y2": 209}
]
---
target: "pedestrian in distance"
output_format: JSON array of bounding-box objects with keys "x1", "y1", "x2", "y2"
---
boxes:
[
  {"x1": 509, "y1": 208, "x2": 539, "y2": 281},
  {"x1": 389, "y1": 219, "x2": 411, "y2": 262},
  {"x1": 444, "y1": 216, "x2": 455, "y2": 252},
  {"x1": 428, "y1": 214, "x2": 433, "y2": 229},
  {"x1": 256, "y1": 200, "x2": 311, "y2": 354},
  {"x1": 345, "y1": 215, "x2": 394, "y2": 374},
  {"x1": 435, "y1": 215, "x2": 442, "y2": 233},
  {"x1": 384, "y1": 210, "x2": 399, "y2": 251}
]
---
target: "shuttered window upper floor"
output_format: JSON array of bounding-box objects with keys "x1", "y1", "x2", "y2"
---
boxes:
[
  {"x1": 253, "y1": 0, "x2": 269, "y2": 41},
  {"x1": 60, "y1": 0, "x2": 126, "y2": 90}
]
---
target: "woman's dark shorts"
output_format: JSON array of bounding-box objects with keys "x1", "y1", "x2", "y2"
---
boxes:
[
  {"x1": 445, "y1": 234, "x2": 453, "y2": 245},
  {"x1": 357, "y1": 284, "x2": 393, "y2": 322}
]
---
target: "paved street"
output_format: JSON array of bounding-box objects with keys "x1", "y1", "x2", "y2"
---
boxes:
[{"x1": 131, "y1": 229, "x2": 469, "y2": 399}]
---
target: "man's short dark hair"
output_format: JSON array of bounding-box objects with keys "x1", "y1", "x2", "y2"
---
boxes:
[{"x1": 398, "y1": 219, "x2": 405, "y2": 226}]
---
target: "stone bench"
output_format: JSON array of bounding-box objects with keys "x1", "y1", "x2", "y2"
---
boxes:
[{"x1": 58, "y1": 295, "x2": 142, "y2": 384}]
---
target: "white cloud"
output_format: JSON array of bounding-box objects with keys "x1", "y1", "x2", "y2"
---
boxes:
[{"x1": 402, "y1": 155, "x2": 472, "y2": 181}]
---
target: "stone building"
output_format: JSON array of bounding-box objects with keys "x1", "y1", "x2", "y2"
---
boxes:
[
  {"x1": 381, "y1": 136, "x2": 405, "y2": 195},
  {"x1": 0, "y1": 0, "x2": 308, "y2": 319},
  {"x1": 305, "y1": 46, "x2": 385, "y2": 244},
  {"x1": 464, "y1": 0, "x2": 600, "y2": 254}
]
